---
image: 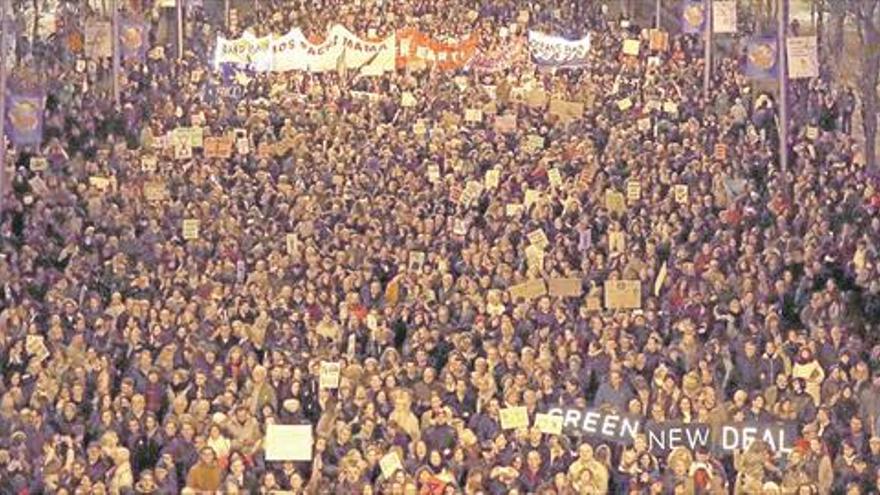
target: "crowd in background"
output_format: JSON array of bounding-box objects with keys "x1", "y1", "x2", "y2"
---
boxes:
[{"x1": 1, "y1": 0, "x2": 880, "y2": 494}]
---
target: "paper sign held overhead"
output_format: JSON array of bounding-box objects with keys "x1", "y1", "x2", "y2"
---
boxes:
[
  {"x1": 548, "y1": 278, "x2": 582, "y2": 297},
  {"x1": 379, "y1": 452, "x2": 403, "y2": 479},
  {"x1": 508, "y1": 279, "x2": 547, "y2": 300},
  {"x1": 319, "y1": 362, "x2": 341, "y2": 389},
  {"x1": 499, "y1": 406, "x2": 530, "y2": 430},
  {"x1": 674, "y1": 184, "x2": 689, "y2": 204},
  {"x1": 626, "y1": 179, "x2": 641, "y2": 202},
  {"x1": 604, "y1": 280, "x2": 642, "y2": 309},
  {"x1": 605, "y1": 190, "x2": 626, "y2": 215},
  {"x1": 547, "y1": 168, "x2": 562, "y2": 187},
  {"x1": 622, "y1": 39, "x2": 640, "y2": 56},
  {"x1": 182, "y1": 219, "x2": 200, "y2": 240},
  {"x1": 534, "y1": 413, "x2": 564, "y2": 435},
  {"x1": 265, "y1": 424, "x2": 313, "y2": 461},
  {"x1": 528, "y1": 228, "x2": 550, "y2": 250}
]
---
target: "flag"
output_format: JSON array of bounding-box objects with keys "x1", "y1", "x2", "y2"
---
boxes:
[
  {"x1": 119, "y1": 20, "x2": 149, "y2": 61},
  {"x1": 744, "y1": 37, "x2": 778, "y2": 80},
  {"x1": 6, "y1": 92, "x2": 45, "y2": 147},
  {"x1": 681, "y1": 1, "x2": 706, "y2": 34}
]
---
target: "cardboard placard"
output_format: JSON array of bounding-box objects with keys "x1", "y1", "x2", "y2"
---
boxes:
[
  {"x1": 29, "y1": 157, "x2": 48, "y2": 171},
  {"x1": 525, "y1": 134, "x2": 545, "y2": 152},
  {"x1": 617, "y1": 98, "x2": 633, "y2": 111},
  {"x1": 401, "y1": 91, "x2": 416, "y2": 107},
  {"x1": 319, "y1": 362, "x2": 341, "y2": 389},
  {"x1": 286, "y1": 234, "x2": 297, "y2": 254},
  {"x1": 806, "y1": 126, "x2": 818, "y2": 140},
  {"x1": 585, "y1": 296, "x2": 602, "y2": 311},
  {"x1": 548, "y1": 278, "x2": 582, "y2": 297},
  {"x1": 622, "y1": 39, "x2": 640, "y2": 56},
  {"x1": 609, "y1": 231, "x2": 626, "y2": 255},
  {"x1": 637, "y1": 117, "x2": 652, "y2": 131},
  {"x1": 663, "y1": 101, "x2": 679, "y2": 115},
  {"x1": 204, "y1": 137, "x2": 233, "y2": 158},
  {"x1": 626, "y1": 179, "x2": 641, "y2": 202},
  {"x1": 547, "y1": 168, "x2": 562, "y2": 187},
  {"x1": 525, "y1": 244, "x2": 544, "y2": 269},
  {"x1": 265, "y1": 424, "x2": 313, "y2": 461},
  {"x1": 604, "y1": 280, "x2": 642, "y2": 309},
  {"x1": 549, "y1": 99, "x2": 584, "y2": 122},
  {"x1": 484, "y1": 169, "x2": 500, "y2": 189},
  {"x1": 649, "y1": 29, "x2": 669, "y2": 51},
  {"x1": 236, "y1": 138, "x2": 250, "y2": 155},
  {"x1": 89, "y1": 176, "x2": 110, "y2": 190},
  {"x1": 525, "y1": 88, "x2": 548, "y2": 108},
  {"x1": 465, "y1": 108, "x2": 483, "y2": 123},
  {"x1": 714, "y1": 143, "x2": 728, "y2": 161},
  {"x1": 182, "y1": 219, "x2": 200, "y2": 240},
  {"x1": 674, "y1": 184, "x2": 689, "y2": 204},
  {"x1": 413, "y1": 120, "x2": 427, "y2": 136},
  {"x1": 524, "y1": 189, "x2": 542, "y2": 209},
  {"x1": 534, "y1": 413, "x2": 564, "y2": 435},
  {"x1": 605, "y1": 190, "x2": 626, "y2": 214},
  {"x1": 409, "y1": 251, "x2": 426, "y2": 271},
  {"x1": 499, "y1": 406, "x2": 530, "y2": 430},
  {"x1": 528, "y1": 228, "x2": 550, "y2": 250},
  {"x1": 508, "y1": 279, "x2": 547, "y2": 300},
  {"x1": 506, "y1": 203, "x2": 524, "y2": 217},
  {"x1": 427, "y1": 164, "x2": 441, "y2": 183},
  {"x1": 379, "y1": 452, "x2": 403, "y2": 479},
  {"x1": 494, "y1": 114, "x2": 517, "y2": 134},
  {"x1": 143, "y1": 181, "x2": 167, "y2": 202}
]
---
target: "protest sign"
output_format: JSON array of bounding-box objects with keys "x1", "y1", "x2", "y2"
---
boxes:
[
  {"x1": 408, "y1": 251, "x2": 426, "y2": 271},
  {"x1": 525, "y1": 88, "x2": 548, "y2": 108},
  {"x1": 645, "y1": 422, "x2": 712, "y2": 454},
  {"x1": 604, "y1": 280, "x2": 641, "y2": 309},
  {"x1": 663, "y1": 101, "x2": 679, "y2": 115},
  {"x1": 286, "y1": 234, "x2": 297, "y2": 255},
  {"x1": 715, "y1": 422, "x2": 797, "y2": 454},
  {"x1": 204, "y1": 137, "x2": 233, "y2": 158},
  {"x1": 396, "y1": 29, "x2": 478, "y2": 71},
  {"x1": 143, "y1": 181, "x2": 167, "y2": 202},
  {"x1": 745, "y1": 38, "x2": 779, "y2": 80},
  {"x1": 379, "y1": 452, "x2": 404, "y2": 479},
  {"x1": 605, "y1": 190, "x2": 626, "y2": 214},
  {"x1": 546, "y1": 407, "x2": 641, "y2": 445},
  {"x1": 494, "y1": 114, "x2": 517, "y2": 134},
  {"x1": 525, "y1": 245, "x2": 544, "y2": 270},
  {"x1": 401, "y1": 91, "x2": 417, "y2": 108},
  {"x1": 524, "y1": 189, "x2": 542, "y2": 208},
  {"x1": 182, "y1": 219, "x2": 200, "y2": 240},
  {"x1": 622, "y1": 39, "x2": 640, "y2": 56},
  {"x1": 528, "y1": 228, "x2": 550, "y2": 250},
  {"x1": 712, "y1": 1, "x2": 737, "y2": 33},
  {"x1": 319, "y1": 362, "x2": 341, "y2": 389},
  {"x1": 504, "y1": 204, "x2": 523, "y2": 218},
  {"x1": 787, "y1": 36, "x2": 818, "y2": 79},
  {"x1": 265, "y1": 424, "x2": 313, "y2": 461},
  {"x1": 484, "y1": 169, "x2": 500, "y2": 189},
  {"x1": 534, "y1": 413, "x2": 564, "y2": 435},
  {"x1": 714, "y1": 143, "x2": 728, "y2": 161},
  {"x1": 89, "y1": 176, "x2": 110, "y2": 191},
  {"x1": 85, "y1": 20, "x2": 112, "y2": 59},
  {"x1": 626, "y1": 179, "x2": 641, "y2": 202},
  {"x1": 609, "y1": 231, "x2": 626, "y2": 255},
  {"x1": 549, "y1": 99, "x2": 584, "y2": 122},
  {"x1": 528, "y1": 31, "x2": 591, "y2": 68},
  {"x1": 649, "y1": 29, "x2": 669, "y2": 51},
  {"x1": 806, "y1": 126, "x2": 819, "y2": 140},
  {"x1": 616, "y1": 98, "x2": 633, "y2": 112},
  {"x1": 547, "y1": 168, "x2": 562, "y2": 187},
  {"x1": 681, "y1": 1, "x2": 706, "y2": 34},
  {"x1": 525, "y1": 134, "x2": 545, "y2": 152},
  {"x1": 464, "y1": 108, "x2": 482, "y2": 123},
  {"x1": 637, "y1": 117, "x2": 652, "y2": 131},
  {"x1": 654, "y1": 261, "x2": 668, "y2": 296},
  {"x1": 674, "y1": 184, "x2": 689, "y2": 204},
  {"x1": 548, "y1": 278, "x2": 582, "y2": 297},
  {"x1": 29, "y1": 157, "x2": 47, "y2": 172},
  {"x1": 499, "y1": 406, "x2": 529, "y2": 430},
  {"x1": 508, "y1": 279, "x2": 547, "y2": 300},
  {"x1": 585, "y1": 296, "x2": 602, "y2": 311}
]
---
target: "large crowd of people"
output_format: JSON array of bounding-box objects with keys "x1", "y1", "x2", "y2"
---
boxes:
[{"x1": 1, "y1": 0, "x2": 879, "y2": 494}]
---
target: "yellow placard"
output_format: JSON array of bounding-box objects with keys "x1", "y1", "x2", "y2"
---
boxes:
[
  {"x1": 605, "y1": 190, "x2": 626, "y2": 214},
  {"x1": 548, "y1": 278, "x2": 582, "y2": 297},
  {"x1": 182, "y1": 219, "x2": 200, "y2": 240},
  {"x1": 534, "y1": 413, "x2": 563, "y2": 435},
  {"x1": 508, "y1": 279, "x2": 547, "y2": 301},
  {"x1": 499, "y1": 406, "x2": 529, "y2": 430},
  {"x1": 623, "y1": 39, "x2": 640, "y2": 56},
  {"x1": 626, "y1": 179, "x2": 641, "y2": 202}
]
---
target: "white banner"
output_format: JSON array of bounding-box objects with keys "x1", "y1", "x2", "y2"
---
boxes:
[
  {"x1": 527, "y1": 31, "x2": 591, "y2": 68},
  {"x1": 215, "y1": 26, "x2": 395, "y2": 74},
  {"x1": 712, "y1": 1, "x2": 737, "y2": 33},
  {"x1": 787, "y1": 36, "x2": 818, "y2": 79}
]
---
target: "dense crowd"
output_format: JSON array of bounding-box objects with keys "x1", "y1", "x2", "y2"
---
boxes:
[{"x1": 1, "y1": 0, "x2": 880, "y2": 494}]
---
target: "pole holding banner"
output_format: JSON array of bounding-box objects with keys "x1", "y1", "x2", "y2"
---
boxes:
[
  {"x1": 703, "y1": 0, "x2": 712, "y2": 100},
  {"x1": 111, "y1": 0, "x2": 120, "y2": 106},
  {"x1": 0, "y1": 0, "x2": 7, "y2": 223},
  {"x1": 778, "y1": 0, "x2": 789, "y2": 171},
  {"x1": 655, "y1": 0, "x2": 661, "y2": 28},
  {"x1": 177, "y1": 0, "x2": 184, "y2": 60}
]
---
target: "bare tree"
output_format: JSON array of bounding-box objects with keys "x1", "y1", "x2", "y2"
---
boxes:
[{"x1": 848, "y1": 0, "x2": 880, "y2": 170}]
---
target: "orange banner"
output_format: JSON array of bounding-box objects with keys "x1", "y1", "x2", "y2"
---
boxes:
[{"x1": 396, "y1": 29, "x2": 478, "y2": 71}]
